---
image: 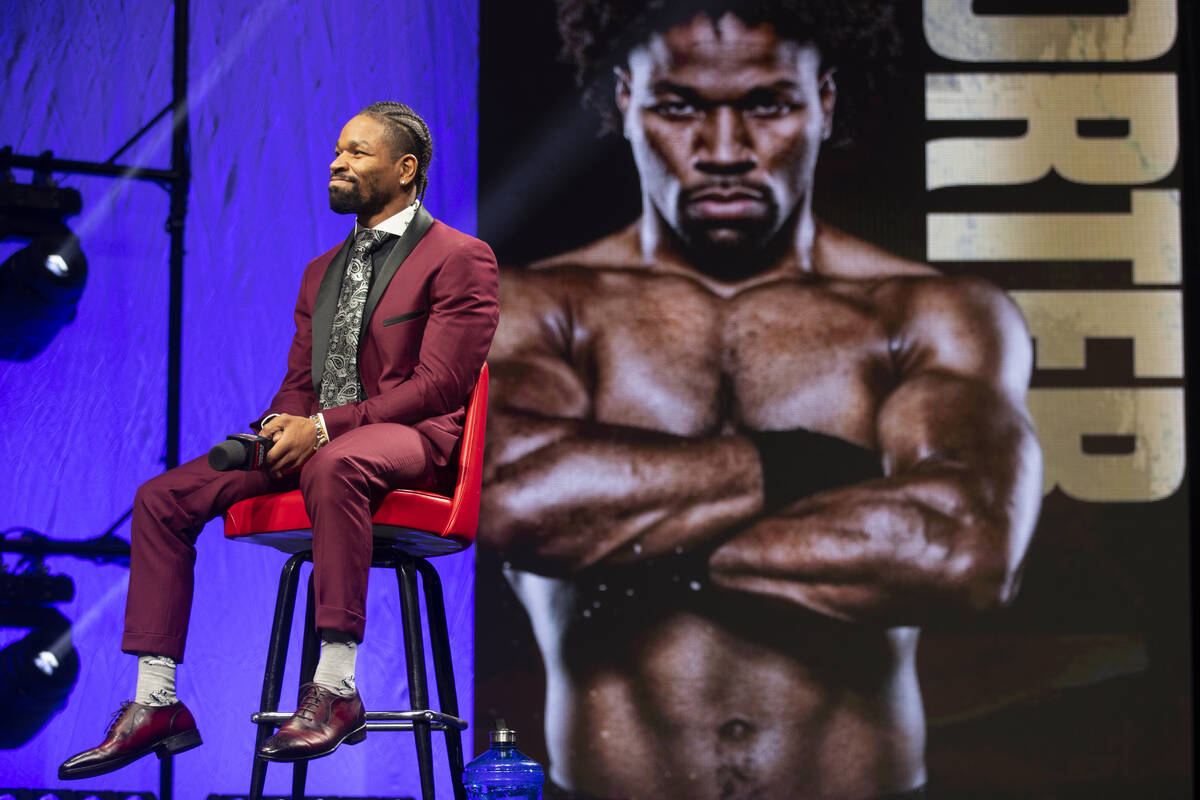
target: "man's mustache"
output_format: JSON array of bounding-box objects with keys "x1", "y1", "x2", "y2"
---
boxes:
[{"x1": 329, "y1": 172, "x2": 358, "y2": 184}]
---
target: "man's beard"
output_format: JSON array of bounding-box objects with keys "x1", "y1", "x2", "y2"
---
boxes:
[
  {"x1": 667, "y1": 191, "x2": 796, "y2": 283},
  {"x1": 329, "y1": 180, "x2": 383, "y2": 216},
  {"x1": 672, "y1": 195, "x2": 787, "y2": 280},
  {"x1": 678, "y1": 216, "x2": 776, "y2": 252}
]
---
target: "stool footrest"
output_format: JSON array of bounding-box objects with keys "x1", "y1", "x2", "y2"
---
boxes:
[{"x1": 251, "y1": 709, "x2": 468, "y2": 731}]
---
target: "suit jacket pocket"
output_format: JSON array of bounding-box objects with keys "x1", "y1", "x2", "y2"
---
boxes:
[{"x1": 382, "y1": 309, "x2": 427, "y2": 326}]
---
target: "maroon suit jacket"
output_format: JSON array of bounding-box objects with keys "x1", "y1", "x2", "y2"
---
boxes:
[{"x1": 256, "y1": 206, "x2": 499, "y2": 469}]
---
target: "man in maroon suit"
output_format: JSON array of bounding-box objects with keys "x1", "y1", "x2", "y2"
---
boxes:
[{"x1": 59, "y1": 101, "x2": 499, "y2": 778}]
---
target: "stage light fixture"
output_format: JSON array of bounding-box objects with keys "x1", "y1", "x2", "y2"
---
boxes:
[
  {"x1": 0, "y1": 164, "x2": 88, "y2": 361},
  {"x1": 0, "y1": 612, "x2": 80, "y2": 749}
]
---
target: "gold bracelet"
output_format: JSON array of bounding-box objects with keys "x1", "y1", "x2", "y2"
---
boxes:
[{"x1": 309, "y1": 414, "x2": 329, "y2": 450}]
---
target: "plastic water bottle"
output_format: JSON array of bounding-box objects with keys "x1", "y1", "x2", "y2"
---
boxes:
[{"x1": 462, "y1": 721, "x2": 545, "y2": 799}]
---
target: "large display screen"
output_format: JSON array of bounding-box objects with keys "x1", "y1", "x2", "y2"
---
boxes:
[{"x1": 475, "y1": 2, "x2": 1191, "y2": 797}]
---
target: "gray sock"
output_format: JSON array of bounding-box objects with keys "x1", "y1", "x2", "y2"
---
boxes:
[
  {"x1": 135, "y1": 653, "x2": 178, "y2": 707},
  {"x1": 312, "y1": 637, "x2": 358, "y2": 696}
]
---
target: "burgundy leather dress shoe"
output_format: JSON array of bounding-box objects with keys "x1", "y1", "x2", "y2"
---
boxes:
[
  {"x1": 258, "y1": 683, "x2": 366, "y2": 761},
  {"x1": 59, "y1": 701, "x2": 202, "y2": 779}
]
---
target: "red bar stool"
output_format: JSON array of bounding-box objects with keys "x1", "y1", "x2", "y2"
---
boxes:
[{"x1": 223, "y1": 364, "x2": 488, "y2": 800}]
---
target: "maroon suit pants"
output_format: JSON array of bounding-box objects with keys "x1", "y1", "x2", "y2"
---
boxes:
[{"x1": 121, "y1": 423, "x2": 435, "y2": 662}]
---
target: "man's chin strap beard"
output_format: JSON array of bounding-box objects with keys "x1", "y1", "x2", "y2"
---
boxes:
[
  {"x1": 341, "y1": 188, "x2": 416, "y2": 223},
  {"x1": 329, "y1": 190, "x2": 363, "y2": 216},
  {"x1": 689, "y1": 244, "x2": 779, "y2": 282},
  {"x1": 341, "y1": 196, "x2": 390, "y2": 223},
  {"x1": 675, "y1": 225, "x2": 792, "y2": 283}
]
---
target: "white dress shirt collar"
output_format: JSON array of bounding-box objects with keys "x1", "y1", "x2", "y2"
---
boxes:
[{"x1": 354, "y1": 199, "x2": 421, "y2": 238}]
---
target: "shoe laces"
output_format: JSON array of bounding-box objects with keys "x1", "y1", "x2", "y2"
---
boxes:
[
  {"x1": 104, "y1": 701, "x2": 134, "y2": 735},
  {"x1": 295, "y1": 685, "x2": 325, "y2": 721}
]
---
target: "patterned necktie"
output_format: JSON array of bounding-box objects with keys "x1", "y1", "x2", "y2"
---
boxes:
[{"x1": 319, "y1": 228, "x2": 391, "y2": 409}]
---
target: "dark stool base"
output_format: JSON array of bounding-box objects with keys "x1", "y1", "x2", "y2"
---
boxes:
[{"x1": 248, "y1": 543, "x2": 468, "y2": 800}]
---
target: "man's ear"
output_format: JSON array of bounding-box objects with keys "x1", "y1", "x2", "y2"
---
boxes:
[
  {"x1": 819, "y1": 68, "x2": 837, "y2": 141},
  {"x1": 615, "y1": 66, "x2": 633, "y2": 135},
  {"x1": 398, "y1": 153, "x2": 418, "y2": 186}
]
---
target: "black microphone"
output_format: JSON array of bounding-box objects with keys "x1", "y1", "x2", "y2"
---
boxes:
[{"x1": 208, "y1": 434, "x2": 273, "y2": 471}]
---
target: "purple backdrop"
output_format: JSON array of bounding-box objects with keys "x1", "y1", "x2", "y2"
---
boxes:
[{"x1": 0, "y1": 1, "x2": 479, "y2": 796}]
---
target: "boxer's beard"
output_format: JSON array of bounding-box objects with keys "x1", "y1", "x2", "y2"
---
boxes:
[
  {"x1": 329, "y1": 178, "x2": 385, "y2": 217},
  {"x1": 673, "y1": 191, "x2": 787, "y2": 280}
]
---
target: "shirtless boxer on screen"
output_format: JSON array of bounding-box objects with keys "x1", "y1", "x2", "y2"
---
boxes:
[{"x1": 479, "y1": 2, "x2": 1042, "y2": 798}]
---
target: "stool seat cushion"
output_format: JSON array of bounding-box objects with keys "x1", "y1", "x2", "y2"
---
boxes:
[
  {"x1": 224, "y1": 488, "x2": 468, "y2": 557},
  {"x1": 223, "y1": 364, "x2": 487, "y2": 560}
]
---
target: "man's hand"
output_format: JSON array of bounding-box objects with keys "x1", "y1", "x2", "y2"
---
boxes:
[{"x1": 260, "y1": 413, "x2": 319, "y2": 476}]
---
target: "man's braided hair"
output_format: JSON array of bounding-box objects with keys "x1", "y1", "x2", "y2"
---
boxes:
[
  {"x1": 556, "y1": 0, "x2": 902, "y2": 144},
  {"x1": 360, "y1": 101, "x2": 434, "y2": 198}
]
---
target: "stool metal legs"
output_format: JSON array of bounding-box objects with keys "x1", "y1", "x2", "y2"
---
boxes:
[
  {"x1": 415, "y1": 559, "x2": 468, "y2": 800},
  {"x1": 247, "y1": 548, "x2": 468, "y2": 800},
  {"x1": 290, "y1": 576, "x2": 320, "y2": 799},
  {"x1": 159, "y1": 751, "x2": 174, "y2": 800},
  {"x1": 398, "y1": 560, "x2": 436, "y2": 800},
  {"x1": 250, "y1": 552, "x2": 308, "y2": 800}
]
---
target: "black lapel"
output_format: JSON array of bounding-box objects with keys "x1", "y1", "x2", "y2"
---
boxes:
[
  {"x1": 311, "y1": 231, "x2": 355, "y2": 393},
  {"x1": 360, "y1": 205, "x2": 435, "y2": 342}
]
